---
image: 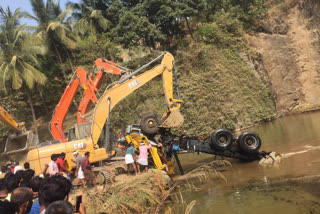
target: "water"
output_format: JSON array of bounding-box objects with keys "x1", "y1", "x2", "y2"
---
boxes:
[{"x1": 172, "y1": 111, "x2": 320, "y2": 213}]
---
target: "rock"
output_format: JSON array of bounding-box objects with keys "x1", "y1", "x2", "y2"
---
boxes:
[{"x1": 259, "y1": 16, "x2": 289, "y2": 35}]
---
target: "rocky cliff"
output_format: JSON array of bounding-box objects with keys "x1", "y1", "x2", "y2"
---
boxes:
[{"x1": 247, "y1": 0, "x2": 320, "y2": 115}]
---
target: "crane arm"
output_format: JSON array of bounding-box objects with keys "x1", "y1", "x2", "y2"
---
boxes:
[
  {"x1": 77, "y1": 58, "x2": 127, "y2": 124},
  {"x1": 77, "y1": 70, "x2": 105, "y2": 124},
  {"x1": 0, "y1": 102, "x2": 25, "y2": 132},
  {"x1": 50, "y1": 67, "x2": 99, "y2": 142},
  {"x1": 91, "y1": 52, "x2": 182, "y2": 146}
]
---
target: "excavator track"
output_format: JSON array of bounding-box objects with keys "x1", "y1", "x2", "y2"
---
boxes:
[{"x1": 93, "y1": 166, "x2": 117, "y2": 185}]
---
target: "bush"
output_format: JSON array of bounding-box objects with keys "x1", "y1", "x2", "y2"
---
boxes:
[{"x1": 194, "y1": 13, "x2": 243, "y2": 48}]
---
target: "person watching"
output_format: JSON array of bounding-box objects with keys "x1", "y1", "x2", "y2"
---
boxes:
[
  {"x1": 15, "y1": 170, "x2": 25, "y2": 186},
  {"x1": 14, "y1": 162, "x2": 23, "y2": 174},
  {"x1": 20, "y1": 169, "x2": 35, "y2": 188},
  {"x1": 23, "y1": 162, "x2": 30, "y2": 170},
  {"x1": 0, "y1": 200, "x2": 18, "y2": 214},
  {"x1": 0, "y1": 178, "x2": 8, "y2": 201},
  {"x1": 0, "y1": 166, "x2": 7, "y2": 178},
  {"x1": 73, "y1": 151, "x2": 86, "y2": 186},
  {"x1": 38, "y1": 175, "x2": 72, "y2": 213},
  {"x1": 11, "y1": 187, "x2": 33, "y2": 214},
  {"x1": 56, "y1": 153, "x2": 71, "y2": 179},
  {"x1": 81, "y1": 152, "x2": 96, "y2": 187},
  {"x1": 28, "y1": 176, "x2": 43, "y2": 214},
  {"x1": 9, "y1": 160, "x2": 15, "y2": 174},
  {"x1": 45, "y1": 200, "x2": 73, "y2": 214},
  {"x1": 48, "y1": 154, "x2": 59, "y2": 177},
  {"x1": 4, "y1": 173, "x2": 20, "y2": 201}
]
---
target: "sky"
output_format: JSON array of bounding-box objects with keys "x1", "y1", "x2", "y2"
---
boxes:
[{"x1": 0, "y1": 0, "x2": 79, "y2": 25}]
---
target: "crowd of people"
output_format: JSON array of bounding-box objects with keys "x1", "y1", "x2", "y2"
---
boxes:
[
  {"x1": 0, "y1": 151, "x2": 97, "y2": 214},
  {"x1": 0, "y1": 135, "x2": 165, "y2": 213}
]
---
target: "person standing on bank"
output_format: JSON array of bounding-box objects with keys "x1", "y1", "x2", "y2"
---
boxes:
[
  {"x1": 73, "y1": 151, "x2": 85, "y2": 187},
  {"x1": 125, "y1": 143, "x2": 138, "y2": 176},
  {"x1": 137, "y1": 142, "x2": 152, "y2": 174},
  {"x1": 81, "y1": 152, "x2": 96, "y2": 187}
]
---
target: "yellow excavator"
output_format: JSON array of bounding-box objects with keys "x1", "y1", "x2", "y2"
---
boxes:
[
  {"x1": 0, "y1": 102, "x2": 38, "y2": 155},
  {"x1": 22, "y1": 52, "x2": 183, "y2": 175}
]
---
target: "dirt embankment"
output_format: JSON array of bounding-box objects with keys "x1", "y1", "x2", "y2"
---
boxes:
[
  {"x1": 246, "y1": 0, "x2": 320, "y2": 116},
  {"x1": 70, "y1": 169, "x2": 171, "y2": 214},
  {"x1": 68, "y1": 160, "x2": 230, "y2": 214}
]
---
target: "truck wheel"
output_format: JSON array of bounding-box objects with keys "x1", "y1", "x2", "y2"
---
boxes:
[
  {"x1": 210, "y1": 129, "x2": 233, "y2": 151},
  {"x1": 238, "y1": 132, "x2": 261, "y2": 154},
  {"x1": 140, "y1": 113, "x2": 159, "y2": 135}
]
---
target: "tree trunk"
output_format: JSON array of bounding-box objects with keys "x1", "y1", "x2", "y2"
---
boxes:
[
  {"x1": 27, "y1": 88, "x2": 39, "y2": 142},
  {"x1": 66, "y1": 50, "x2": 74, "y2": 72},
  {"x1": 185, "y1": 16, "x2": 194, "y2": 40},
  {"x1": 36, "y1": 84, "x2": 49, "y2": 116},
  {"x1": 53, "y1": 43, "x2": 68, "y2": 82}
]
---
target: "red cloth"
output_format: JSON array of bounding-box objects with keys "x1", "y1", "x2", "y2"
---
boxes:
[
  {"x1": 56, "y1": 158, "x2": 66, "y2": 172},
  {"x1": 81, "y1": 156, "x2": 91, "y2": 170}
]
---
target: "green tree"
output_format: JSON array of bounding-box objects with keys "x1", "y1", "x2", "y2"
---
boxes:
[
  {"x1": 29, "y1": 0, "x2": 75, "y2": 80},
  {"x1": 0, "y1": 7, "x2": 47, "y2": 138},
  {"x1": 110, "y1": 8, "x2": 165, "y2": 48},
  {"x1": 69, "y1": 0, "x2": 110, "y2": 36}
]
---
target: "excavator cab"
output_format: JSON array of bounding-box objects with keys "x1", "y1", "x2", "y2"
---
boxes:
[
  {"x1": 67, "y1": 121, "x2": 92, "y2": 141},
  {"x1": 2, "y1": 131, "x2": 38, "y2": 155}
]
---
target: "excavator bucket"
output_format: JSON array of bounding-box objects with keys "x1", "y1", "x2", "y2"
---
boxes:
[
  {"x1": 2, "y1": 131, "x2": 38, "y2": 155},
  {"x1": 159, "y1": 108, "x2": 184, "y2": 128}
]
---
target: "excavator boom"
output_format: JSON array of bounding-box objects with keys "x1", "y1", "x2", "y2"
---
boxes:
[
  {"x1": 90, "y1": 52, "x2": 183, "y2": 146},
  {"x1": 77, "y1": 59, "x2": 126, "y2": 124},
  {"x1": 51, "y1": 58, "x2": 127, "y2": 142},
  {"x1": 50, "y1": 67, "x2": 99, "y2": 142},
  {"x1": 0, "y1": 102, "x2": 25, "y2": 132},
  {"x1": 0, "y1": 102, "x2": 38, "y2": 155},
  {"x1": 77, "y1": 70, "x2": 105, "y2": 124}
]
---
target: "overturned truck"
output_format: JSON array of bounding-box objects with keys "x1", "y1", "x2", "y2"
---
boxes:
[{"x1": 126, "y1": 119, "x2": 280, "y2": 175}]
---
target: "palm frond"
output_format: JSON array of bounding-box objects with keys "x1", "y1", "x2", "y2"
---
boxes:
[
  {"x1": 9, "y1": 55, "x2": 17, "y2": 71},
  {"x1": 74, "y1": 17, "x2": 89, "y2": 35},
  {"x1": 22, "y1": 62, "x2": 47, "y2": 85},
  {"x1": 11, "y1": 64, "x2": 23, "y2": 89},
  {"x1": 90, "y1": 10, "x2": 110, "y2": 31},
  {"x1": 0, "y1": 62, "x2": 6, "y2": 90},
  {"x1": 56, "y1": 5, "x2": 73, "y2": 22}
]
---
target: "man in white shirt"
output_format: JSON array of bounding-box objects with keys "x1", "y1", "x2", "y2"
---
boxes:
[{"x1": 48, "y1": 154, "x2": 59, "y2": 177}]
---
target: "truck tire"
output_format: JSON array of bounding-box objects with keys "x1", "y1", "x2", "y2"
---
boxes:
[
  {"x1": 210, "y1": 129, "x2": 233, "y2": 151},
  {"x1": 140, "y1": 113, "x2": 159, "y2": 135},
  {"x1": 238, "y1": 132, "x2": 261, "y2": 154}
]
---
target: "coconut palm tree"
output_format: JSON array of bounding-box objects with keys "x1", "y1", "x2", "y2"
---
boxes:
[
  {"x1": 0, "y1": 7, "x2": 47, "y2": 138},
  {"x1": 29, "y1": 0, "x2": 75, "y2": 80},
  {"x1": 69, "y1": 0, "x2": 110, "y2": 36}
]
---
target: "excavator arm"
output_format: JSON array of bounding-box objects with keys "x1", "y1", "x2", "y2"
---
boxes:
[
  {"x1": 51, "y1": 58, "x2": 127, "y2": 143},
  {"x1": 0, "y1": 102, "x2": 38, "y2": 155},
  {"x1": 77, "y1": 70, "x2": 105, "y2": 124},
  {"x1": 90, "y1": 52, "x2": 183, "y2": 146},
  {"x1": 50, "y1": 67, "x2": 100, "y2": 142},
  {"x1": 0, "y1": 102, "x2": 25, "y2": 133},
  {"x1": 77, "y1": 59, "x2": 127, "y2": 124}
]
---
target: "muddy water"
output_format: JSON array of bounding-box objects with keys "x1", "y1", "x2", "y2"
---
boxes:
[{"x1": 173, "y1": 111, "x2": 320, "y2": 213}]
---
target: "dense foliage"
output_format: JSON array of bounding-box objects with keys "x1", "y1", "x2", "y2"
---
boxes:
[{"x1": 0, "y1": 0, "x2": 274, "y2": 144}]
